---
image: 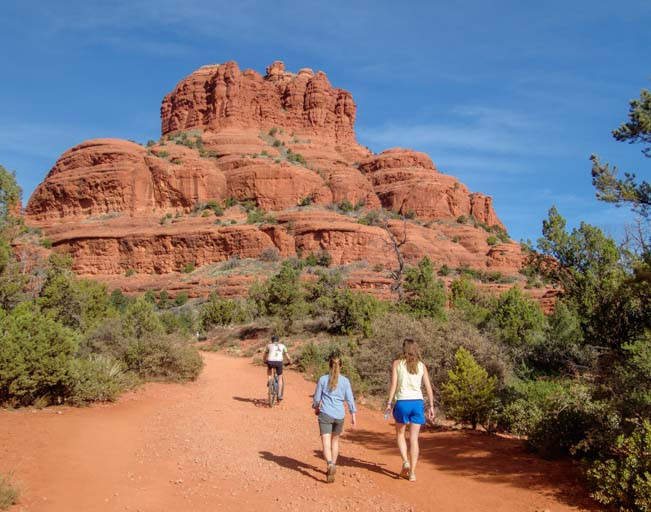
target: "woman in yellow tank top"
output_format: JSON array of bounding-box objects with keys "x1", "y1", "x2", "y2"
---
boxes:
[{"x1": 384, "y1": 338, "x2": 435, "y2": 482}]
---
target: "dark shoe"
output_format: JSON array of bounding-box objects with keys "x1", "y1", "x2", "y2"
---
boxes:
[{"x1": 326, "y1": 463, "x2": 336, "y2": 483}]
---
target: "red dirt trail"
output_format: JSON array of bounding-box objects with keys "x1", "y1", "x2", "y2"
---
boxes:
[{"x1": 1, "y1": 352, "x2": 599, "y2": 512}]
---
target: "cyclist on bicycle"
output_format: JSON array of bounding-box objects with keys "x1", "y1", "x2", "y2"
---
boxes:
[{"x1": 263, "y1": 335, "x2": 292, "y2": 401}]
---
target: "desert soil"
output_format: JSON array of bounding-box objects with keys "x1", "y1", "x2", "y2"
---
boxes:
[{"x1": 1, "y1": 352, "x2": 599, "y2": 512}]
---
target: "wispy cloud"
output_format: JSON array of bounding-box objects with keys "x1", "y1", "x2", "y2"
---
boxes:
[{"x1": 357, "y1": 104, "x2": 559, "y2": 162}]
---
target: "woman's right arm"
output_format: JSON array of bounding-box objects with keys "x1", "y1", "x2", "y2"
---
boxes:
[{"x1": 385, "y1": 360, "x2": 398, "y2": 414}]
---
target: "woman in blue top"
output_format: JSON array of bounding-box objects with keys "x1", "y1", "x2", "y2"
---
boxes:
[{"x1": 312, "y1": 352, "x2": 357, "y2": 483}]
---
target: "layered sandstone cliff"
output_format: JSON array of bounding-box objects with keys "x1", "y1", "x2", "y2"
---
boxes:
[{"x1": 24, "y1": 60, "x2": 523, "y2": 296}]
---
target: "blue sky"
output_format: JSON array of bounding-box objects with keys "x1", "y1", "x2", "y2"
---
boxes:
[{"x1": 1, "y1": 0, "x2": 649, "y2": 243}]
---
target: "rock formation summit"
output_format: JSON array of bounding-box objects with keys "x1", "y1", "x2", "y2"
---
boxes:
[{"x1": 24, "y1": 60, "x2": 524, "y2": 297}]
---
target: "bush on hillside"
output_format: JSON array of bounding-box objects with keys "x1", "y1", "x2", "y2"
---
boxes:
[
  {"x1": 441, "y1": 347, "x2": 498, "y2": 429},
  {"x1": 330, "y1": 289, "x2": 386, "y2": 337},
  {"x1": 200, "y1": 296, "x2": 251, "y2": 329},
  {"x1": 122, "y1": 297, "x2": 163, "y2": 339},
  {"x1": 159, "y1": 309, "x2": 196, "y2": 335},
  {"x1": 0, "y1": 302, "x2": 78, "y2": 406},
  {"x1": 401, "y1": 256, "x2": 447, "y2": 320},
  {"x1": 488, "y1": 286, "x2": 544, "y2": 348}
]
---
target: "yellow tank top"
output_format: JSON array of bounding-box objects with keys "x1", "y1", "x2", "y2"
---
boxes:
[{"x1": 395, "y1": 360, "x2": 424, "y2": 401}]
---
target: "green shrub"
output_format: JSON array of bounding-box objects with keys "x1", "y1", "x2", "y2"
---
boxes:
[
  {"x1": 159, "y1": 309, "x2": 195, "y2": 335},
  {"x1": 299, "y1": 195, "x2": 314, "y2": 206},
  {"x1": 67, "y1": 354, "x2": 134, "y2": 406},
  {"x1": 109, "y1": 289, "x2": 131, "y2": 313},
  {"x1": 122, "y1": 297, "x2": 163, "y2": 340},
  {"x1": 125, "y1": 335, "x2": 203, "y2": 381},
  {"x1": 316, "y1": 250, "x2": 332, "y2": 267},
  {"x1": 144, "y1": 290, "x2": 156, "y2": 304},
  {"x1": 225, "y1": 197, "x2": 238, "y2": 208},
  {"x1": 182, "y1": 262, "x2": 195, "y2": 273},
  {"x1": 452, "y1": 235, "x2": 460, "y2": 243},
  {"x1": 174, "y1": 293, "x2": 188, "y2": 306},
  {"x1": 125, "y1": 268, "x2": 136, "y2": 277},
  {"x1": 402, "y1": 257, "x2": 446, "y2": 320},
  {"x1": 241, "y1": 200, "x2": 257, "y2": 212},
  {"x1": 487, "y1": 235, "x2": 498, "y2": 245},
  {"x1": 405, "y1": 209, "x2": 416, "y2": 219},
  {"x1": 330, "y1": 289, "x2": 386, "y2": 337},
  {"x1": 268, "y1": 127, "x2": 278, "y2": 137},
  {"x1": 41, "y1": 238, "x2": 52, "y2": 248},
  {"x1": 438, "y1": 264, "x2": 450, "y2": 276},
  {"x1": 489, "y1": 287, "x2": 544, "y2": 347},
  {"x1": 305, "y1": 252, "x2": 318, "y2": 266},
  {"x1": 450, "y1": 276, "x2": 494, "y2": 326},
  {"x1": 457, "y1": 215, "x2": 468, "y2": 224},
  {"x1": 525, "y1": 381, "x2": 604, "y2": 458},
  {"x1": 338, "y1": 199, "x2": 354, "y2": 212},
  {"x1": 250, "y1": 261, "x2": 305, "y2": 330},
  {"x1": 157, "y1": 150, "x2": 169, "y2": 159},
  {"x1": 247, "y1": 208, "x2": 267, "y2": 224},
  {"x1": 158, "y1": 290, "x2": 169, "y2": 309},
  {"x1": 358, "y1": 210, "x2": 381, "y2": 226},
  {"x1": 38, "y1": 271, "x2": 112, "y2": 332},
  {"x1": 79, "y1": 317, "x2": 130, "y2": 361},
  {"x1": 441, "y1": 347, "x2": 498, "y2": 429},
  {"x1": 0, "y1": 302, "x2": 78, "y2": 406},
  {"x1": 171, "y1": 158, "x2": 182, "y2": 165},
  {"x1": 498, "y1": 379, "x2": 569, "y2": 436},
  {"x1": 0, "y1": 473, "x2": 19, "y2": 509},
  {"x1": 287, "y1": 151, "x2": 307, "y2": 166},
  {"x1": 146, "y1": 140, "x2": 156, "y2": 147},
  {"x1": 200, "y1": 296, "x2": 250, "y2": 329},
  {"x1": 588, "y1": 420, "x2": 651, "y2": 512}
]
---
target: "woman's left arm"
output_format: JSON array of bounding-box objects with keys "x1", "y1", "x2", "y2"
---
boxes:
[{"x1": 422, "y1": 365, "x2": 436, "y2": 421}]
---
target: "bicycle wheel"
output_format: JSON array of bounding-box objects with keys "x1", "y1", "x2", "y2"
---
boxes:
[{"x1": 268, "y1": 373, "x2": 276, "y2": 408}]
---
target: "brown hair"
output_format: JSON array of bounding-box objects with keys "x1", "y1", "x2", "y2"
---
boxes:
[
  {"x1": 402, "y1": 338, "x2": 421, "y2": 374},
  {"x1": 328, "y1": 353, "x2": 341, "y2": 391}
]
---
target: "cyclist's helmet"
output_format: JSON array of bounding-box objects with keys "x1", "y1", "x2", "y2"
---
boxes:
[{"x1": 271, "y1": 335, "x2": 279, "y2": 343}]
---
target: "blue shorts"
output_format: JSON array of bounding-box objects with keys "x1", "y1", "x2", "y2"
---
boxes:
[{"x1": 393, "y1": 399, "x2": 425, "y2": 425}]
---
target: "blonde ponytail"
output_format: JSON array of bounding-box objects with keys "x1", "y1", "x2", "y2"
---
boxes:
[{"x1": 328, "y1": 354, "x2": 341, "y2": 391}]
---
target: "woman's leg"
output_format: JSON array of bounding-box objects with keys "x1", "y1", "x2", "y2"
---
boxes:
[
  {"x1": 408, "y1": 423, "x2": 422, "y2": 474},
  {"x1": 321, "y1": 433, "x2": 333, "y2": 464},
  {"x1": 395, "y1": 423, "x2": 408, "y2": 464},
  {"x1": 331, "y1": 433, "x2": 340, "y2": 465}
]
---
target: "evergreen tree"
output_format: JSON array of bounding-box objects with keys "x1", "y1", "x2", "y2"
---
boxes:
[{"x1": 442, "y1": 347, "x2": 498, "y2": 429}]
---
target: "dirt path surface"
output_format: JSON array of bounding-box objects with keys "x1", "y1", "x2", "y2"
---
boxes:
[{"x1": 1, "y1": 352, "x2": 598, "y2": 512}]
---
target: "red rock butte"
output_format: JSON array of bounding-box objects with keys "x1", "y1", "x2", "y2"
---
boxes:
[{"x1": 24, "y1": 60, "x2": 537, "y2": 300}]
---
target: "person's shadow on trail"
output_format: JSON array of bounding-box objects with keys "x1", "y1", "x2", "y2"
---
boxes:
[
  {"x1": 259, "y1": 451, "x2": 323, "y2": 481},
  {"x1": 311, "y1": 450, "x2": 399, "y2": 479},
  {"x1": 233, "y1": 396, "x2": 268, "y2": 408}
]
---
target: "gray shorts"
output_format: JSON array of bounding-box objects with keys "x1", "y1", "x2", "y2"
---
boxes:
[{"x1": 318, "y1": 412, "x2": 344, "y2": 435}]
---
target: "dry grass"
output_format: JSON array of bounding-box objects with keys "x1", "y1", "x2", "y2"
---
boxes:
[{"x1": 0, "y1": 474, "x2": 19, "y2": 510}]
